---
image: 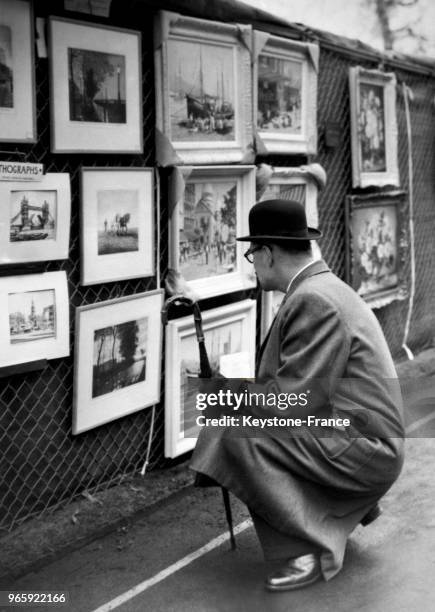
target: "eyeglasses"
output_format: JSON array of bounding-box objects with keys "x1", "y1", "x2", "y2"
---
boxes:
[{"x1": 243, "y1": 244, "x2": 263, "y2": 263}]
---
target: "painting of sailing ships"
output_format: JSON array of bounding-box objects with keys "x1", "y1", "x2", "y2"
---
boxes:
[
  {"x1": 168, "y1": 40, "x2": 235, "y2": 141},
  {"x1": 257, "y1": 54, "x2": 302, "y2": 133},
  {"x1": 10, "y1": 190, "x2": 57, "y2": 242},
  {"x1": 9, "y1": 289, "x2": 56, "y2": 343},
  {"x1": 0, "y1": 24, "x2": 13, "y2": 108},
  {"x1": 92, "y1": 317, "x2": 147, "y2": 398},
  {"x1": 179, "y1": 180, "x2": 237, "y2": 281},
  {"x1": 68, "y1": 48, "x2": 126, "y2": 123},
  {"x1": 97, "y1": 189, "x2": 139, "y2": 255}
]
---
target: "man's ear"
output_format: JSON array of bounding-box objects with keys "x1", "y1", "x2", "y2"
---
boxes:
[{"x1": 265, "y1": 245, "x2": 274, "y2": 267}]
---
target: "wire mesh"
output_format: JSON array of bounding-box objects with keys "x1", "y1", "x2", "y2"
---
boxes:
[{"x1": 1, "y1": 9, "x2": 435, "y2": 532}]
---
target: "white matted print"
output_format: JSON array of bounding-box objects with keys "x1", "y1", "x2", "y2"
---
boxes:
[
  {"x1": 349, "y1": 67, "x2": 399, "y2": 188},
  {"x1": 73, "y1": 290, "x2": 163, "y2": 434},
  {"x1": 170, "y1": 166, "x2": 256, "y2": 300},
  {"x1": 0, "y1": 173, "x2": 71, "y2": 264},
  {"x1": 253, "y1": 32, "x2": 318, "y2": 154},
  {"x1": 81, "y1": 168, "x2": 154, "y2": 285},
  {"x1": 165, "y1": 299, "x2": 256, "y2": 458},
  {"x1": 154, "y1": 11, "x2": 252, "y2": 164},
  {"x1": 0, "y1": 271, "x2": 69, "y2": 367},
  {"x1": 49, "y1": 17, "x2": 142, "y2": 153},
  {"x1": 0, "y1": 0, "x2": 36, "y2": 142}
]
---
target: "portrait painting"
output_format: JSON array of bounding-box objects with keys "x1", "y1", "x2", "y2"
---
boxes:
[
  {"x1": 68, "y1": 48, "x2": 126, "y2": 123},
  {"x1": 10, "y1": 190, "x2": 57, "y2": 243},
  {"x1": 170, "y1": 165, "x2": 256, "y2": 300},
  {"x1": 0, "y1": 271, "x2": 69, "y2": 368},
  {"x1": 97, "y1": 189, "x2": 139, "y2": 255},
  {"x1": 92, "y1": 316, "x2": 147, "y2": 398},
  {"x1": 9, "y1": 289, "x2": 56, "y2": 344},
  {"x1": 168, "y1": 40, "x2": 234, "y2": 142},
  {"x1": 165, "y1": 300, "x2": 256, "y2": 457},
  {"x1": 154, "y1": 11, "x2": 252, "y2": 164},
  {"x1": 73, "y1": 290, "x2": 163, "y2": 434},
  {"x1": 81, "y1": 168, "x2": 154, "y2": 285},
  {"x1": 346, "y1": 191, "x2": 407, "y2": 309},
  {"x1": 253, "y1": 32, "x2": 318, "y2": 154},
  {"x1": 349, "y1": 67, "x2": 399, "y2": 187}
]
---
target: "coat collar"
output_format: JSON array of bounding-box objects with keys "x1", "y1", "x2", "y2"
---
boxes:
[{"x1": 285, "y1": 259, "x2": 330, "y2": 298}]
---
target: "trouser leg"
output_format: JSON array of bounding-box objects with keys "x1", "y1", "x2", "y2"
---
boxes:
[{"x1": 249, "y1": 509, "x2": 320, "y2": 561}]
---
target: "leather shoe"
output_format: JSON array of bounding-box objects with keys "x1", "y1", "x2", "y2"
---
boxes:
[{"x1": 265, "y1": 553, "x2": 322, "y2": 591}]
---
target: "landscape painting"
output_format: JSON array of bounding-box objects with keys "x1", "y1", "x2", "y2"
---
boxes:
[
  {"x1": 168, "y1": 39, "x2": 235, "y2": 141},
  {"x1": 179, "y1": 180, "x2": 237, "y2": 281},
  {"x1": 10, "y1": 190, "x2": 57, "y2": 242},
  {"x1": 97, "y1": 189, "x2": 139, "y2": 255},
  {"x1": 68, "y1": 48, "x2": 126, "y2": 123},
  {"x1": 358, "y1": 82, "x2": 386, "y2": 173},
  {"x1": 257, "y1": 54, "x2": 302, "y2": 133},
  {"x1": 92, "y1": 316, "x2": 148, "y2": 398},
  {"x1": 0, "y1": 24, "x2": 13, "y2": 108},
  {"x1": 9, "y1": 289, "x2": 56, "y2": 343}
]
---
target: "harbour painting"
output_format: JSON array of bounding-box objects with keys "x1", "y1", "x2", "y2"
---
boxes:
[
  {"x1": 10, "y1": 190, "x2": 57, "y2": 242},
  {"x1": 168, "y1": 40, "x2": 235, "y2": 141},
  {"x1": 0, "y1": 24, "x2": 13, "y2": 108},
  {"x1": 358, "y1": 83, "x2": 386, "y2": 173},
  {"x1": 179, "y1": 181, "x2": 237, "y2": 281},
  {"x1": 257, "y1": 54, "x2": 302, "y2": 133},
  {"x1": 92, "y1": 317, "x2": 147, "y2": 398},
  {"x1": 9, "y1": 290, "x2": 56, "y2": 343},
  {"x1": 97, "y1": 189, "x2": 139, "y2": 255},
  {"x1": 68, "y1": 48, "x2": 126, "y2": 123}
]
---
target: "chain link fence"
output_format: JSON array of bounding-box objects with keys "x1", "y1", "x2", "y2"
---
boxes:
[{"x1": 1, "y1": 5, "x2": 435, "y2": 532}]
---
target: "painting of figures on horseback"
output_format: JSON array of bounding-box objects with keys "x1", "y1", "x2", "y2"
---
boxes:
[
  {"x1": 179, "y1": 180, "x2": 237, "y2": 282},
  {"x1": 97, "y1": 189, "x2": 139, "y2": 255},
  {"x1": 168, "y1": 39, "x2": 235, "y2": 142},
  {"x1": 92, "y1": 316, "x2": 147, "y2": 398},
  {"x1": 81, "y1": 168, "x2": 154, "y2": 285},
  {"x1": 346, "y1": 191, "x2": 408, "y2": 309}
]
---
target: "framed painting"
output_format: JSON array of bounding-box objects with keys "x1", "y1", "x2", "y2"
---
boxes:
[
  {"x1": 169, "y1": 165, "x2": 256, "y2": 300},
  {"x1": 165, "y1": 299, "x2": 256, "y2": 458},
  {"x1": 80, "y1": 168, "x2": 154, "y2": 285},
  {"x1": 349, "y1": 67, "x2": 399, "y2": 188},
  {"x1": 259, "y1": 167, "x2": 323, "y2": 261},
  {"x1": 0, "y1": 271, "x2": 69, "y2": 368},
  {"x1": 345, "y1": 190, "x2": 407, "y2": 309},
  {"x1": 73, "y1": 289, "x2": 163, "y2": 434},
  {"x1": 253, "y1": 32, "x2": 318, "y2": 154},
  {"x1": 154, "y1": 11, "x2": 252, "y2": 165},
  {"x1": 0, "y1": 0, "x2": 36, "y2": 142},
  {"x1": 49, "y1": 17, "x2": 142, "y2": 153},
  {"x1": 0, "y1": 173, "x2": 71, "y2": 264}
]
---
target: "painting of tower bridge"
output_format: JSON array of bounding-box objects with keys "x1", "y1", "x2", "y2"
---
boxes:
[
  {"x1": 10, "y1": 190, "x2": 57, "y2": 242},
  {"x1": 9, "y1": 289, "x2": 56, "y2": 343}
]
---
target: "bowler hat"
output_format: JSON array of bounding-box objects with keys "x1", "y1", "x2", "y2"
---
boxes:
[{"x1": 236, "y1": 199, "x2": 322, "y2": 242}]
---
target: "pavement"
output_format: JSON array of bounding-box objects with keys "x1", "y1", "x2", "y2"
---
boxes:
[{"x1": 1, "y1": 349, "x2": 435, "y2": 611}]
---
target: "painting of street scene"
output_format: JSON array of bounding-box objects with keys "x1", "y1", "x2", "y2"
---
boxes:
[
  {"x1": 10, "y1": 190, "x2": 57, "y2": 242},
  {"x1": 352, "y1": 205, "x2": 398, "y2": 297},
  {"x1": 97, "y1": 189, "x2": 139, "y2": 255},
  {"x1": 9, "y1": 290, "x2": 56, "y2": 343},
  {"x1": 180, "y1": 319, "x2": 243, "y2": 437},
  {"x1": 68, "y1": 48, "x2": 126, "y2": 123},
  {"x1": 168, "y1": 40, "x2": 235, "y2": 141},
  {"x1": 179, "y1": 181, "x2": 237, "y2": 281},
  {"x1": 0, "y1": 24, "x2": 13, "y2": 108},
  {"x1": 358, "y1": 83, "x2": 386, "y2": 173},
  {"x1": 92, "y1": 317, "x2": 147, "y2": 398},
  {"x1": 257, "y1": 54, "x2": 302, "y2": 133}
]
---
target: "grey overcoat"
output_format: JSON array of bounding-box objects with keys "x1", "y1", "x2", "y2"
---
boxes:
[{"x1": 190, "y1": 260, "x2": 405, "y2": 580}]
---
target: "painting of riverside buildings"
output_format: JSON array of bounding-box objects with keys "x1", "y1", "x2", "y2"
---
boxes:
[
  {"x1": 168, "y1": 40, "x2": 235, "y2": 141},
  {"x1": 179, "y1": 181, "x2": 237, "y2": 281}
]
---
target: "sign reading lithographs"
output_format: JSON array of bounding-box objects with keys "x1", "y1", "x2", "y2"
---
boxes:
[{"x1": 0, "y1": 162, "x2": 44, "y2": 182}]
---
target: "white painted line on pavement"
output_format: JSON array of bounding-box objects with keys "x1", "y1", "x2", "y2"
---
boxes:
[
  {"x1": 405, "y1": 411, "x2": 435, "y2": 434},
  {"x1": 90, "y1": 518, "x2": 253, "y2": 612}
]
